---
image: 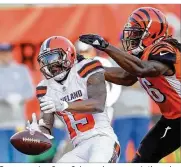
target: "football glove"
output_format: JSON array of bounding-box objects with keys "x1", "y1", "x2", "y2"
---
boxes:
[
  {"x1": 40, "y1": 96, "x2": 69, "y2": 114},
  {"x1": 26, "y1": 113, "x2": 54, "y2": 139},
  {"x1": 79, "y1": 34, "x2": 109, "y2": 51}
]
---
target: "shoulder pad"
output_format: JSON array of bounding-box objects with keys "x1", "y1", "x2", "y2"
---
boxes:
[
  {"x1": 77, "y1": 58, "x2": 104, "y2": 78},
  {"x1": 148, "y1": 41, "x2": 176, "y2": 64},
  {"x1": 36, "y1": 80, "x2": 47, "y2": 98},
  {"x1": 150, "y1": 41, "x2": 175, "y2": 55}
]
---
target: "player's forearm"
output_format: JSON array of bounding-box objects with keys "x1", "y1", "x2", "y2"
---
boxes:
[
  {"x1": 39, "y1": 126, "x2": 52, "y2": 135},
  {"x1": 105, "y1": 45, "x2": 145, "y2": 77},
  {"x1": 104, "y1": 67, "x2": 137, "y2": 86},
  {"x1": 66, "y1": 99, "x2": 105, "y2": 113},
  {"x1": 39, "y1": 113, "x2": 54, "y2": 135}
]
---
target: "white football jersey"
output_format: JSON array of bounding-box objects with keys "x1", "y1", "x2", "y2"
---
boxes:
[{"x1": 36, "y1": 58, "x2": 118, "y2": 146}]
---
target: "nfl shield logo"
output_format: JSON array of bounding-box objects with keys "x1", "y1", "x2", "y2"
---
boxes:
[{"x1": 62, "y1": 86, "x2": 66, "y2": 92}]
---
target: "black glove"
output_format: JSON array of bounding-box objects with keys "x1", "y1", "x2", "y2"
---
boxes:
[{"x1": 79, "y1": 34, "x2": 109, "y2": 51}]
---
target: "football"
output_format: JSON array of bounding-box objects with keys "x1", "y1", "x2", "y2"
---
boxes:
[{"x1": 10, "y1": 130, "x2": 52, "y2": 155}]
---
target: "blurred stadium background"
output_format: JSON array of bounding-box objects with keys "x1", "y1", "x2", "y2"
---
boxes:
[{"x1": 0, "y1": 4, "x2": 180, "y2": 163}]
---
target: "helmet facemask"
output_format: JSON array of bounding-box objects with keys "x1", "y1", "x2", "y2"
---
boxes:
[
  {"x1": 38, "y1": 48, "x2": 71, "y2": 80},
  {"x1": 122, "y1": 26, "x2": 145, "y2": 52},
  {"x1": 122, "y1": 21, "x2": 152, "y2": 55}
]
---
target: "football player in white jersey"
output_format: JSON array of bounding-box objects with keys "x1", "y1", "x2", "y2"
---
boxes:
[
  {"x1": 27, "y1": 36, "x2": 120, "y2": 163},
  {"x1": 74, "y1": 40, "x2": 122, "y2": 121}
]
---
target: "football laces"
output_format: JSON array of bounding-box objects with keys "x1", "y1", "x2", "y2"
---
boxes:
[{"x1": 22, "y1": 137, "x2": 40, "y2": 143}]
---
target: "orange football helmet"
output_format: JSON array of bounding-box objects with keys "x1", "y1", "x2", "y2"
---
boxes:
[
  {"x1": 122, "y1": 7, "x2": 169, "y2": 55},
  {"x1": 38, "y1": 36, "x2": 76, "y2": 80}
]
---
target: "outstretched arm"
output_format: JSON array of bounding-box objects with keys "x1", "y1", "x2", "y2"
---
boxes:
[
  {"x1": 105, "y1": 45, "x2": 170, "y2": 78},
  {"x1": 104, "y1": 67, "x2": 137, "y2": 86},
  {"x1": 79, "y1": 34, "x2": 174, "y2": 78}
]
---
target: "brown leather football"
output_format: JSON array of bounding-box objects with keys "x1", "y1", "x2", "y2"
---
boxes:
[{"x1": 10, "y1": 130, "x2": 52, "y2": 155}]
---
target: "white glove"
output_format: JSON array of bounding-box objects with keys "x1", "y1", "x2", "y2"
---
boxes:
[
  {"x1": 40, "y1": 96, "x2": 69, "y2": 114},
  {"x1": 26, "y1": 113, "x2": 54, "y2": 140}
]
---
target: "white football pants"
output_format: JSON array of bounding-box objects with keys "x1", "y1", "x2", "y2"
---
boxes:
[{"x1": 57, "y1": 135, "x2": 120, "y2": 163}]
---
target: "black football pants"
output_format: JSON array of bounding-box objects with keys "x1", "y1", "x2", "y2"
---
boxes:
[{"x1": 132, "y1": 116, "x2": 181, "y2": 163}]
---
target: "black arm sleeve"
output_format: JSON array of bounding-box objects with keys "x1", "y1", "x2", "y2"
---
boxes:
[{"x1": 148, "y1": 52, "x2": 176, "y2": 75}]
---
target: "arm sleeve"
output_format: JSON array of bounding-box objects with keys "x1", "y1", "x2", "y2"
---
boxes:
[
  {"x1": 148, "y1": 42, "x2": 176, "y2": 64},
  {"x1": 148, "y1": 42, "x2": 177, "y2": 73}
]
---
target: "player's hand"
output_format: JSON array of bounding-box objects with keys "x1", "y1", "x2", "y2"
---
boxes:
[
  {"x1": 26, "y1": 113, "x2": 54, "y2": 139},
  {"x1": 40, "y1": 96, "x2": 69, "y2": 113},
  {"x1": 79, "y1": 34, "x2": 109, "y2": 51}
]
